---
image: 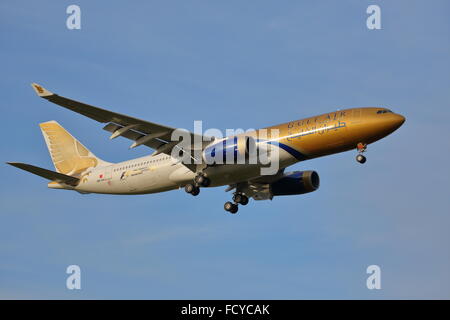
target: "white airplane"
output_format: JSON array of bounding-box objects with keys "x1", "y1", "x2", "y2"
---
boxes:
[{"x1": 7, "y1": 83, "x2": 405, "y2": 213}]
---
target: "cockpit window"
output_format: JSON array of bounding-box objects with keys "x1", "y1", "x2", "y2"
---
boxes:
[{"x1": 376, "y1": 109, "x2": 393, "y2": 114}]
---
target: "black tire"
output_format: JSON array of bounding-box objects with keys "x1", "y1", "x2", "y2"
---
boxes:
[
  {"x1": 191, "y1": 187, "x2": 200, "y2": 196},
  {"x1": 185, "y1": 184, "x2": 195, "y2": 194},
  {"x1": 229, "y1": 204, "x2": 238, "y2": 214},
  {"x1": 224, "y1": 201, "x2": 234, "y2": 212},
  {"x1": 233, "y1": 194, "x2": 249, "y2": 205},
  {"x1": 240, "y1": 195, "x2": 249, "y2": 205},
  {"x1": 195, "y1": 175, "x2": 203, "y2": 185},
  {"x1": 233, "y1": 194, "x2": 242, "y2": 203},
  {"x1": 356, "y1": 154, "x2": 367, "y2": 164}
]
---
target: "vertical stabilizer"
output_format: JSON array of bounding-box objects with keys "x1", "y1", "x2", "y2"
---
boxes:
[{"x1": 39, "y1": 121, "x2": 110, "y2": 175}]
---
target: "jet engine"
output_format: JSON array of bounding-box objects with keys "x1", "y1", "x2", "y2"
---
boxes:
[{"x1": 270, "y1": 170, "x2": 320, "y2": 196}]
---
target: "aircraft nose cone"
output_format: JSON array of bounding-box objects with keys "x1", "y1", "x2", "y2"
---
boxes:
[
  {"x1": 368, "y1": 113, "x2": 406, "y2": 138},
  {"x1": 392, "y1": 114, "x2": 406, "y2": 129},
  {"x1": 380, "y1": 113, "x2": 405, "y2": 135}
]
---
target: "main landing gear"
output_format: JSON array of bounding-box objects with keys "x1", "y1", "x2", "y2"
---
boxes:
[
  {"x1": 185, "y1": 173, "x2": 211, "y2": 196},
  {"x1": 224, "y1": 193, "x2": 249, "y2": 214},
  {"x1": 356, "y1": 142, "x2": 367, "y2": 164},
  {"x1": 194, "y1": 174, "x2": 210, "y2": 187},
  {"x1": 184, "y1": 172, "x2": 250, "y2": 214}
]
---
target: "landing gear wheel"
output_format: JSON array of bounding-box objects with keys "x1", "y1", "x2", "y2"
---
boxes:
[
  {"x1": 199, "y1": 176, "x2": 210, "y2": 187},
  {"x1": 224, "y1": 201, "x2": 238, "y2": 214},
  {"x1": 185, "y1": 184, "x2": 200, "y2": 196},
  {"x1": 224, "y1": 201, "x2": 233, "y2": 211},
  {"x1": 194, "y1": 175, "x2": 211, "y2": 187},
  {"x1": 233, "y1": 194, "x2": 242, "y2": 203},
  {"x1": 356, "y1": 154, "x2": 367, "y2": 164},
  {"x1": 233, "y1": 194, "x2": 249, "y2": 205},
  {"x1": 191, "y1": 187, "x2": 200, "y2": 196},
  {"x1": 239, "y1": 195, "x2": 249, "y2": 205},
  {"x1": 185, "y1": 183, "x2": 195, "y2": 194}
]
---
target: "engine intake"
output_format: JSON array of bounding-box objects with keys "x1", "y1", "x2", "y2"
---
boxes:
[{"x1": 271, "y1": 171, "x2": 320, "y2": 196}]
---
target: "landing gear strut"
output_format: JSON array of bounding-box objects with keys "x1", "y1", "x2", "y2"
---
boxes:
[
  {"x1": 224, "y1": 193, "x2": 249, "y2": 214},
  {"x1": 356, "y1": 142, "x2": 367, "y2": 164}
]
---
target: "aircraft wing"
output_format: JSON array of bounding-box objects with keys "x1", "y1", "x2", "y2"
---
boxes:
[{"x1": 31, "y1": 83, "x2": 208, "y2": 156}]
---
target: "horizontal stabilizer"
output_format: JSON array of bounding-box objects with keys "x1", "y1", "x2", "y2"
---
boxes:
[{"x1": 7, "y1": 162, "x2": 80, "y2": 186}]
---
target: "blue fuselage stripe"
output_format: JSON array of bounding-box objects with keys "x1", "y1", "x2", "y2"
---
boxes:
[
  {"x1": 256, "y1": 139, "x2": 308, "y2": 161},
  {"x1": 269, "y1": 141, "x2": 308, "y2": 161}
]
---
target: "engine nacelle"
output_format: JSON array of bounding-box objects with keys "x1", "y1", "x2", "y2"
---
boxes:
[{"x1": 271, "y1": 171, "x2": 320, "y2": 196}]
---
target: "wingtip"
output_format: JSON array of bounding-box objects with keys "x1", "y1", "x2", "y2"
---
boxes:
[
  {"x1": 6, "y1": 162, "x2": 20, "y2": 167},
  {"x1": 31, "y1": 83, "x2": 53, "y2": 97}
]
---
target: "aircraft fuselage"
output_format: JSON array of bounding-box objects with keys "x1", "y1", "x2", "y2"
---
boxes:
[{"x1": 64, "y1": 107, "x2": 404, "y2": 195}]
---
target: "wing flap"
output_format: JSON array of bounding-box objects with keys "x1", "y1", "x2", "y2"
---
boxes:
[{"x1": 102, "y1": 123, "x2": 166, "y2": 150}]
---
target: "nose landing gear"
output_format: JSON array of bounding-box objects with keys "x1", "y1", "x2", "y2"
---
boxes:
[{"x1": 356, "y1": 142, "x2": 367, "y2": 164}]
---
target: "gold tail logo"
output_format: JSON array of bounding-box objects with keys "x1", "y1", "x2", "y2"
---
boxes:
[
  {"x1": 39, "y1": 121, "x2": 99, "y2": 176},
  {"x1": 34, "y1": 84, "x2": 44, "y2": 94}
]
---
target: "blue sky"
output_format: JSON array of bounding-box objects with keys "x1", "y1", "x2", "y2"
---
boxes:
[{"x1": 1, "y1": 0, "x2": 449, "y2": 299}]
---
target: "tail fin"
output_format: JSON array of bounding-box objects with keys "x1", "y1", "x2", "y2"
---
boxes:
[{"x1": 39, "y1": 121, "x2": 110, "y2": 176}]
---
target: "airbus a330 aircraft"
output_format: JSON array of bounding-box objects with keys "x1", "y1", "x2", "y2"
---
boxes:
[{"x1": 8, "y1": 83, "x2": 405, "y2": 213}]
